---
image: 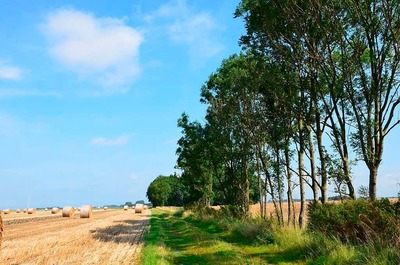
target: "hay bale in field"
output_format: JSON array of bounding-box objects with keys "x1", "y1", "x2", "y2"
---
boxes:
[
  {"x1": 80, "y1": 205, "x2": 93, "y2": 218},
  {"x1": 27, "y1": 208, "x2": 36, "y2": 214},
  {"x1": 45, "y1": 208, "x2": 48, "y2": 211},
  {"x1": 51, "y1": 207, "x2": 60, "y2": 214},
  {"x1": 103, "y1": 206, "x2": 108, "y2": 210},
  {"x1": 123, "y1": 205, "x2": 129, "y2": 211},
  {"x1": 135, "y1": 204, "x2": 143, "y2": 213},
  {"x1": 144, "y1": 205, "x2": 149, "y2": 210},
  {"x1": 132, "y1": 206, "x2": 135, "y2": 210},
  {"x1": 16, "y1": 208, "x2": 22, "y2": 213},
  {"x1": 3, "y1": 209, "x2": 11, "y2": 214},
  {"x1": 62, "y1": 206, "x2": 75, "y2": 218},
  {"x1": 23, "y1": 208, "x2": 27, "y2": 213}
]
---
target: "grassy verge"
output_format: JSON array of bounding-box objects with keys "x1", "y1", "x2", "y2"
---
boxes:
[
  {"x1": 141, "y1": 207, "x2": 398, "y2": 264},
  {"x1": 141, "y1": 208, "x2": 304, "y2": 264}
]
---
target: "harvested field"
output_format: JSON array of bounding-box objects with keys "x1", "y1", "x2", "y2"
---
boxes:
[
  {"x1": 249, "y1": 201, "x2": 302, "y2": 217},
  {"x1": 1, "y1": 209, "x2": 150, "y2": 264}
]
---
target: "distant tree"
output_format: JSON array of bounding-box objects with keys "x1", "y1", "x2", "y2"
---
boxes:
[
  {"x1": 146, "y1": 176, "x2": 172, "y2": 207},
  {"x1": 146, "y1": 174, "x2": 188, "y2": 207}
]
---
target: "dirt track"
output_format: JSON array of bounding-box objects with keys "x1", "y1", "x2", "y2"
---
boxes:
[{"x1": 1, "y1": 209, "x2": 150, "y2": 264}]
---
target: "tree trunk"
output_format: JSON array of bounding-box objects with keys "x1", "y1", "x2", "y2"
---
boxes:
[
  {"x1": 243, "y1": 159, "x2": 250, "y2": 217},
  {"x1": 315, "y1": 113, "x2": 328, "y2": 203},
  {"x1": 308, "y1": 128, "x2": 319, "y2": 202},
  {"x1": 298, "y1": 119, "x2": 306, "y2": 229},
  {"x1": 257, "y1": 158, "x2": 266, "y2": 219},
  {"x1": 285, "y1": 147, "x2": 295, "y2": 227},
  {"x1": 369, "y1": 166, "x2": 377, "y2": 201}
]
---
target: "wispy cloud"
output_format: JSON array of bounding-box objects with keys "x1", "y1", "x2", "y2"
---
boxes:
[
  {"x1": 41, "y1": 8, "x2": 143, "y2": 93},
  {"x1": 0, "y1": 61, "x2": 22, "y2": 80},
  {"x1": 0, "y1": 88, "x2": 60, "y2": 99},
  {"x1": 90, "y1": 135, "x2": 129, "y2": 146},
  {"x1": 144, "y1": 0, "x2": 225, "y2": 60}
]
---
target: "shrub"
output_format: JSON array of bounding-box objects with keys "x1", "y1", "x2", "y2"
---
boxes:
[{"x1": 308, "y1": 199, "x2": 400, "y2": 246}]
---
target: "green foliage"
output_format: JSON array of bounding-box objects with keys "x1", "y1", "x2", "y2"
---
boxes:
[
  {"x1": 358, "y1": 185, "x2": 369, "y2": 199},
  {"x1": 308, "y1": 199, "x2": 400, "y2": 246},
  {"x1": 143, "y1": 207, "x2": 400, "y2": 264},
  {"x1": 146, "y1": 174, "x2": 188, "y2": 207}
]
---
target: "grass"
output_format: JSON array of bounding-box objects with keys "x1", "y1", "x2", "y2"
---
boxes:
[
  {"x1": 141, "y1": 207, "x2": 399, "y2": 264},
  {"x1": 141, "y1": 208, "x2": 305, "y2": 264}
]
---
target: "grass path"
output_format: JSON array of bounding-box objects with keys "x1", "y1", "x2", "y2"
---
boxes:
[{"x1": 141, "y1": 208, "x2": 305, "y2": 265}]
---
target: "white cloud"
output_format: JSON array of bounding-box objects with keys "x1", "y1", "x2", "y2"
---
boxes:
[
  {"x1": 145, "y1": 0, "x2": 224, "y2": 59},
  {"x1": 42, "y1": 9, "x2": 143, "y2": 92},
  {"x1": 90, "y1": 135, "x2": 129, "y2": 146},
  {"x1": 0, "y1": 61, "x2": 22, "y2": 80}
]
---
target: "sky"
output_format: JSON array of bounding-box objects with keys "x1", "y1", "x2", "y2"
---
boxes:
[{"x1": 0, "y1": 0, "x2": 399, "y2": 210}]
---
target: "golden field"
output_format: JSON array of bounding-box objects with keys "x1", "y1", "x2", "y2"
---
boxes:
[{"x1": 1, "y1": 208, "x2": 150, "y2": 264}]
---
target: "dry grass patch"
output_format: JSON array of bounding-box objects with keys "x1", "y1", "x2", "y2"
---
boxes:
[{"x1": 2, "y1": 209, "x2": 151, "y2": 264}]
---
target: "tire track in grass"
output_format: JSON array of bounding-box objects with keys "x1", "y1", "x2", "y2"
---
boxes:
[{"x1": 147, "y1": 208, "x2": 269, "y2": 265}]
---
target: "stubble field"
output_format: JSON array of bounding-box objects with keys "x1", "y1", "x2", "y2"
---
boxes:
[{"x1": 1, "y1": 209, "x2": 150, "y2": 264}]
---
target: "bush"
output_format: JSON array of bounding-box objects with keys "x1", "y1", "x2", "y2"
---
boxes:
[{"x1": 308, "y1": 199, "x2": 400, "y2": 246}]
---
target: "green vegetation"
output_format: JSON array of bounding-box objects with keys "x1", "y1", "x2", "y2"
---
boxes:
[
  {"x1": 308, "y1": 199, "x2": 400, "y2": 246},
  {"x1": 165, "y1": 0, "x2": 400, "y2": 225},
  {"x1": 142, "y1": 206, "x2": 400, "y2": 264},
  {"x1": 144, "y1": 0, "x2": 400, "y2": 263},
  {"x1": 146, "y1": 175, "x2": 188, "y2": 207}
]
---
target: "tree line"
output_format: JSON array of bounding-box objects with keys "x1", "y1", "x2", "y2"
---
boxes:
[{"x1": 147, "y1": 0, "x2": 400, "y2": 227}]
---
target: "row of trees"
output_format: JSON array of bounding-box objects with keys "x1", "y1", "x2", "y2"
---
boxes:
[{"x1": 169, "y1": 0, "x2": 400, "y2": 227}]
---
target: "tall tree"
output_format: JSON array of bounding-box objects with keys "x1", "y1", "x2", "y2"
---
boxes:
[
  {"x1": 340, "y1": 0, "x2": 400, "y2": 200},
  {"x1": 176, "y1": 114, "x2": 214, "y2": 206}
]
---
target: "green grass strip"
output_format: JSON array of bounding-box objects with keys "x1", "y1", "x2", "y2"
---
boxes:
[{"x1": 141, "y1": 208, "x2": 306, "y2": 264}]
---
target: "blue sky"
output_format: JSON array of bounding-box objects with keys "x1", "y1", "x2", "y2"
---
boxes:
[{"x1": 0, "y1": 1, "x2": 399, "y2": 209}]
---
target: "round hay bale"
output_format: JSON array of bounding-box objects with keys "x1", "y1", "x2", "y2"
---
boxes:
[
  {"x1": 103, "y1": 206, "x2": 108, "y2": 210},
  {"x1": 123, "y1": 205, "x2": 129, "y2": 211},
  {"x1": 16, "y1": 208, "x2": 22, "y2": 213},
  {"x1": 44, "y1": 208, "x2": 48, "y2": 211},
  {"x1": 62, "y1": 206, "x2": 75, "y2": 218},
  {"x1": 3, "y1": 209, "x2": 11, "y2": 214},
  {"x1": 51, "y1": 207, "x2": 59, "y2": 214},
  {"x1": 135, "y1": 204, "x2": 143, "y2": 213},
  {"x1": 27, "y1": 208, "x2": 36, "y2": 214},
  {"x1": 80, "y1": 205, "x2": 93, "y2": 218},
  {"x1": 23, "y1": 208, "x2": 27, "y2": 213}
]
